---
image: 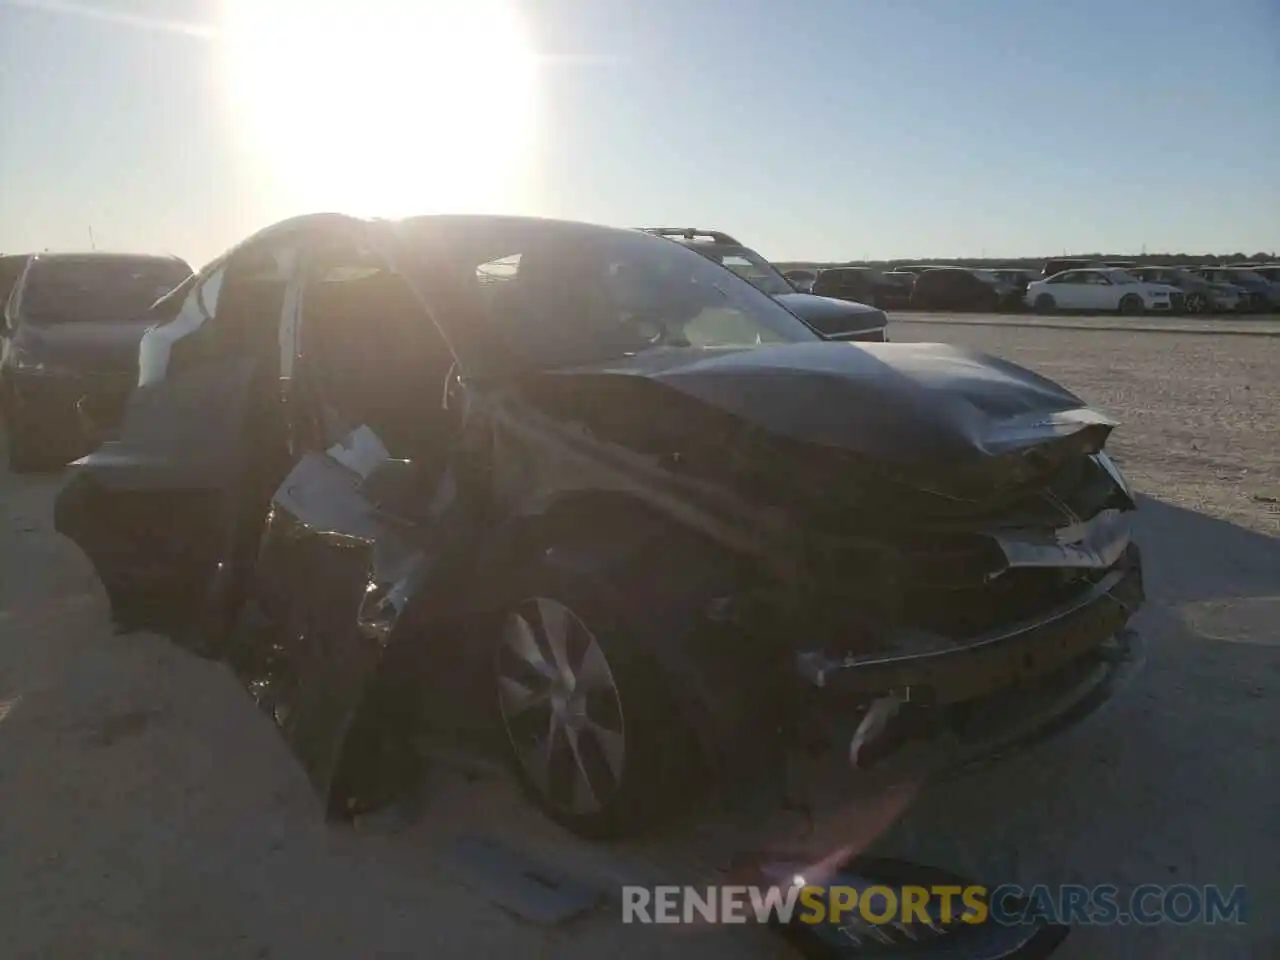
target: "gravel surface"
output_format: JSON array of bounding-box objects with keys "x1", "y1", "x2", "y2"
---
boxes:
[{"x1": 0, "y1": 322, "x2": 1276, "y2": 959}]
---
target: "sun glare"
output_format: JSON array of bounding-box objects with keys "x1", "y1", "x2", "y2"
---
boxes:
[{"x1": 223, "y1": 0, "x2": 537, "y2": 217}]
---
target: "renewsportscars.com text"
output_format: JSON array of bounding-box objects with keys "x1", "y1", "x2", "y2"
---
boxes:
[{"x1": 621, "y1": 883, "x2": 1247, "y2": 927}]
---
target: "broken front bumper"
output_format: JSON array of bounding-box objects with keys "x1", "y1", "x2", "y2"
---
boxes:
[{"x1": 793, "y1": 544, "x2": 1144, "y2": 774}]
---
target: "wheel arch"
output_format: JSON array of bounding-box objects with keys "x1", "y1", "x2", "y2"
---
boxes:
[{"x1": 467, "y1": 488, "x2": 784, "y2": 784}]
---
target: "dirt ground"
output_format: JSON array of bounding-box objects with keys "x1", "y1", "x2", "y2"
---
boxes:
[{"x1": 1, "y1": 320, "x2": 1276, "y2": 959}]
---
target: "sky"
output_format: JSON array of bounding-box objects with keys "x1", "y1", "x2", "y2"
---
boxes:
[{"x1": 1, "y1": 0, "x2": 1277, "y2": 266}]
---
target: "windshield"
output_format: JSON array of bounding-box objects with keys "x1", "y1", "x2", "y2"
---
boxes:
[
  {"x1": 18, "y1": 256, "x2": 191, "y2": 324},
  {"x1": 710, "y1": 249, "x2": 795, "y2": 296},
  {"x1": 402, "y1": 218, "x2": 818, "y2": 371}
]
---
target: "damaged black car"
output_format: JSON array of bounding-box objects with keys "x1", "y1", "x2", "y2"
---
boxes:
[{"x1": 54, "y1": 214, "x2": 1144, "y2": 841}]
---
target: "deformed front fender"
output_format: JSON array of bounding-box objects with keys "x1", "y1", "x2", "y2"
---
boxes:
[{"x1": 455, "y1": 389, "x2": 808, "y2": 780}]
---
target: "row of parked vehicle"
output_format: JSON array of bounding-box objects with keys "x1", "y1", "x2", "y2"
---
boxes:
[
  {"x1": 0, "y1": 231, "x2": 898, "y2": 474},
  {"x1": 3, "y1": 214, "x2": 1145, "y2": 857},
  {"x1": 780, "y1": 258, "x2": 1280, "y2": 316},
  {"x1": 5, "y1": 232, "x2": 1276, "y2": 473}
]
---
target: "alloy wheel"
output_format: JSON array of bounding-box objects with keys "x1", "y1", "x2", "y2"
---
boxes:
[{"x1": 496, "y1": 597, "x2": 626, "y2": 815}]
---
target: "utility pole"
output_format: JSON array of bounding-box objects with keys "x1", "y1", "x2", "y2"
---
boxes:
[{"x1": 88, "y1": 226, "x2": 97, "y2": 250}]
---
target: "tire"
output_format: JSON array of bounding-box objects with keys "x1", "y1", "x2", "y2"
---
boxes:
[
  {"x1": 1034, "y1": 293, "x2": 1056, "y2": 314},
  {"x1": 1119, "y1": 294, "x2": 1145, "y2": 316},
  {"x1": 1184, "y1": 292, "x2": 1207, "y2": 314},
  {"x1": 492, "y1": 557, "x2": 705, "y2": 840}
]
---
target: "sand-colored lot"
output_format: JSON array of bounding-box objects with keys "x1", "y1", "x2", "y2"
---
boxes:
[{"x1": 1, "y1": 321, "x2": 1276, "y2": 958}]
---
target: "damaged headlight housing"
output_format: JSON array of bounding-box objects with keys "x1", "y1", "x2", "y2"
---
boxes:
[{"x1": 1094, "y1": 450, "x2": 1133, "y2": 500}]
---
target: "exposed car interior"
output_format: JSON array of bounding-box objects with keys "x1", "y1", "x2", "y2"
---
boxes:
[{"x1": 296, "y1": 250, "x2": 458, "y2": 471}]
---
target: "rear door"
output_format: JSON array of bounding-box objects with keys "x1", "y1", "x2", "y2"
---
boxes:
[{"x1": 53, "y1": 240, "x2": 302, "y2": 639}]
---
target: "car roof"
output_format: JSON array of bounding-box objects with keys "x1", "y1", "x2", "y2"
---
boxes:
[
  {"x1": 28, "y1": 251, "x2": 189, "y2": 266},
  {"x1": 203, "y1": 213, "x2": 656, "y2": 273}
]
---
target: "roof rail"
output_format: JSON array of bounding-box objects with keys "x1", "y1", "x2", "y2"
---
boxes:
[{"x1": 638, "y1": 227, "x2": 743, "y2": 246}]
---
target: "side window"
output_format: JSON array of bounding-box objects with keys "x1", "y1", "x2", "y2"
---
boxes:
[
  {"x1": 476, "y1": 254, "x2": 522, "y2": 314},
  {"x1": 142, "y1": 245, "x2": 298, "y2": 384},
  {"x1": 477, "y1": 253, "x2": 521, "y2": 284},
  {"x1": 1047, "y1": 272, "x2": 1075, "y2": 284},
  {"x1": 720, "y1": 254, "x2": 769, "y2": 286}
]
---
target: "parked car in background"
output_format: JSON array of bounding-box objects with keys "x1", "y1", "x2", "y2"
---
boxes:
[
  {"x1": 909, "y1": 267, "x2": 1018, "y2": 311},
  {"x1": 811, "y1": 266, "x2": 913, "y2": 310},
  {"x1": 881, "y1": 270, "x2": 920, "y2": 290},
  {"x1": 1189, "y1": 266, "x2": 1278, "y2": 312},
  {"x1": 643, "y1": 229, "x2": 888, "y2": 341},
  {"x1": 1129, "y1": 266, "x2": 1246, "y2": 313},
  {"x1": 781, "y1": 268, "x2": 816, "y2": 292},
  {"x1": 1025, "y1": 268, "x2": 1182, "y2": 315},
  {"x1": 1243, "y1": 264, "x2": 1280, "y2": 284},
  {"x1": 54, "y1": 212, "x2": 1145, "y2": 842},
  {"x1": 1, "y1": 252, "x2": 193, "y2": 471},
  {"x1": 990, "y1": 267, "x2": 1038, "y2": 292}
]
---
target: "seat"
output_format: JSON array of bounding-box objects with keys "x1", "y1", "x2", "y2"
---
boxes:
[{"x1": 301, "y1": 272, "x2": 456, "y2": 459}]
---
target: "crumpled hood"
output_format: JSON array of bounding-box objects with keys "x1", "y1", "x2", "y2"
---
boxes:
[
  {"x1": 771, "y1": 292, "x2": 887, "y2": 337},
  {"x1": 10, "y1": 320, "x2": 149, "y2": 371},
  {"x1": 571, "y1": 341, "x2": 1113, "y2": 471}
]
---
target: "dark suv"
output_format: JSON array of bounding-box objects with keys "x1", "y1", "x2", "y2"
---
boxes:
[
  {"x1": 643, "y1": 229, "x2": 888, "y2": 341},
  {"x1": 1, "y1": 252, "x2": 192, "y2": 471},
  {"x1": 811, "y1": 266, "x2": 914, "y2": 310}
]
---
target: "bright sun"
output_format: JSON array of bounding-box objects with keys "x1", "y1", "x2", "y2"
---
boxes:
[{"x1": 223, "y1": 0, "x2": 538, "y2": 217}]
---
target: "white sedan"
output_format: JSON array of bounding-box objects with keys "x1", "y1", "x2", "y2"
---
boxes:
[{"x1": 1025, "y1": 268, "x2": 1182, "y2": 315}]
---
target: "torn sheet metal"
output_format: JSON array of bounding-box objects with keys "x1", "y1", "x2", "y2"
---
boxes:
[
  {"x1": 994, "y1": 508, "x2": 1132, "y2": 570},
  {"x1": 324, "y1": 424, "x2": 391, "y2": 479}
]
